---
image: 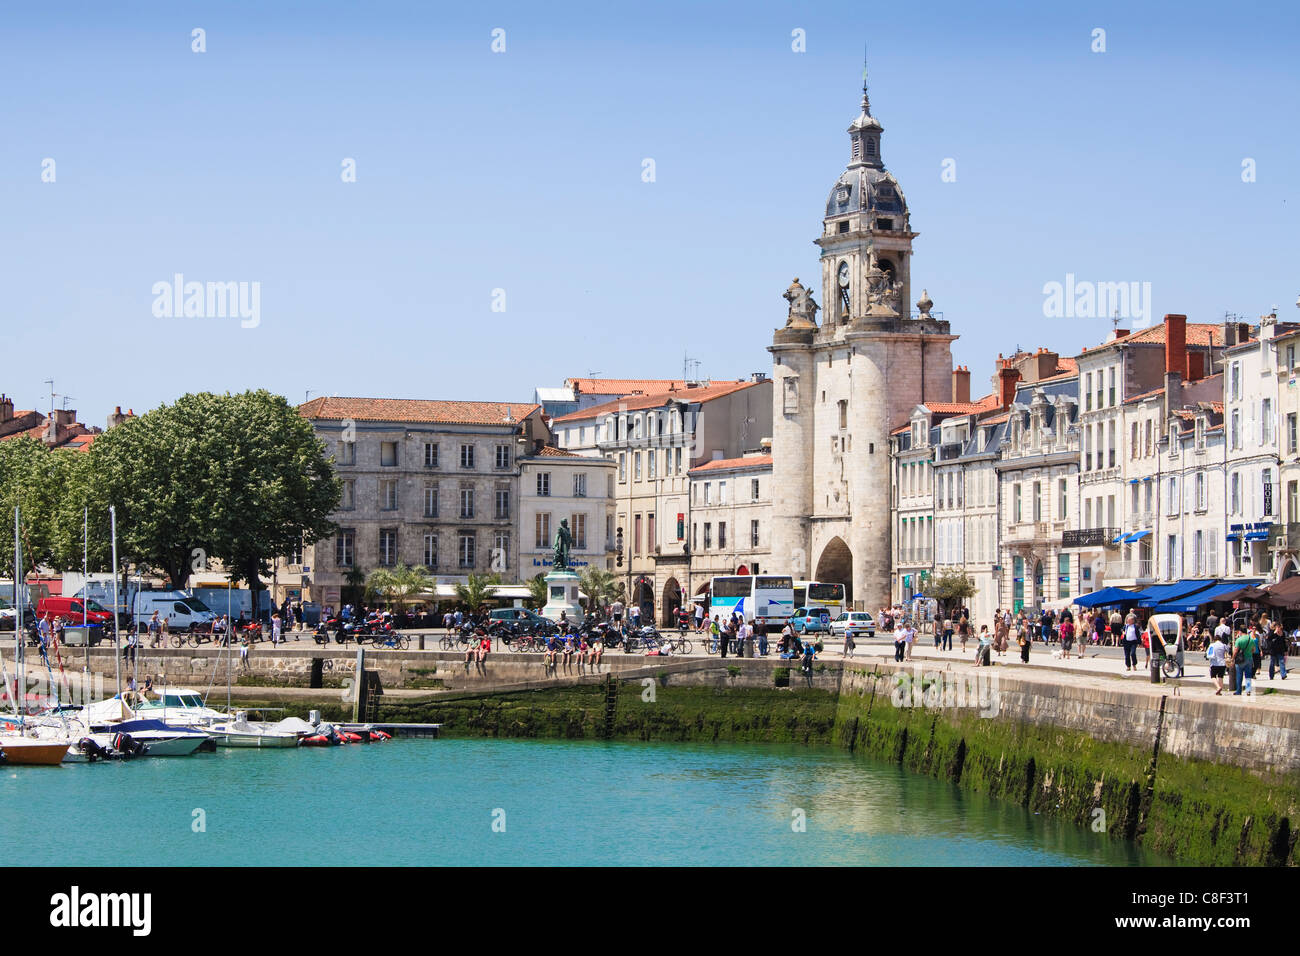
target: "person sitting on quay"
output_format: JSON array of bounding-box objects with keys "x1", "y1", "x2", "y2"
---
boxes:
[
  {"x1": 544, "y1": 633, "x2": 562, "y2": 672},
  {"x1": 562, "y1": 632, "x2": 576, "y2": 670},
  {"x1": 799, "y1": 637, "x2": 816, "y2": 676},
  {"x1": 464, "y1": 629, "x2": 480, "y2": 667},
  {"x1": 476, "y1": 631, "x2": 491, "y2": 666},
  {"x1": 589, "y1": 634, "x2": 603, "y2": 670}
]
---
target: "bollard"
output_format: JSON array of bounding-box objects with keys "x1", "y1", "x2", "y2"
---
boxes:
[{"x1": 1149, "y1": 655, "x2": 1163, "y2": 684}]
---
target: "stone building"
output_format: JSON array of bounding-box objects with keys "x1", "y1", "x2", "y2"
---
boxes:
[
  {"x1": 552, "y1": 378, "x2": 772, "y2": 624},
  {"x1": 291, "y1": 396, "x2": 549, "y2": 609},
  {"x1": 1266, "y1": 322, "x2": 1300, "y2": 579},
  {"x1": 769, "y1": 74, "x2": 955, "y2": 613},
  {"x1": 1074, "y1": 315, "x2": 1224, "y2": 591},
  {"x1": 995, "y1": 374, "x2": 1081, "y2": 614},
  {"x1": 686, "y1": 452, "x2": 773, "y2": 611},
  {"x1": 516, "y1": 444, "x2": 616, "y2": 581}
]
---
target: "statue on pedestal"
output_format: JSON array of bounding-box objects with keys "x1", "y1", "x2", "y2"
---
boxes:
[
  {"x1": 783, "y1": 278, "x2": 820, "y2": 329},
  {"x1": 553, "y1": 518, "x2": 573, "y2": 571}
]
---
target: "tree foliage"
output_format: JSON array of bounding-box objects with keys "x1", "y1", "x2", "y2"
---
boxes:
[
  {"x1": 367, "y1": 563, "x2": 433, "y2": 608},
  {"x1": 922, "y1": 568, "x2": 977, "y2": 614},
  {"x1": 453, "y1": 572, "x2": 502, "y2": 611},
  {"x1": 87, "y1": 390, "x2": 340, "y2": 589}
]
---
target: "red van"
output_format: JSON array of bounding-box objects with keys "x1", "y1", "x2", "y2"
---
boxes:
[{"x1": 35, "y1": 596, "x2": 115, "y2": 626}]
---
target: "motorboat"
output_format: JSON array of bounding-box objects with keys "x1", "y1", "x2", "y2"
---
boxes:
[
  {"x1": 206, "y1": 712, "x2": 300, "y2": 748},
  {"x1": 0, "y1": 734, "x2": 70, "y2": 766},
  {"x1": 88, "y1": 718, "x2": 208, "y2": 757},
  {"x1": 132, "y1": 688, "x2": 231, "y2": 729}
]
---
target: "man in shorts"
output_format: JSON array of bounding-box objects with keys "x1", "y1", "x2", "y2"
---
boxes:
[{"x1": 1206, "y1": 630, "x2": 1229, "y2": 695}]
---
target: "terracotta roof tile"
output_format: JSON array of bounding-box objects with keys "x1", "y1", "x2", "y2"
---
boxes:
[
  {"x1": 564, "y1": 378, "x2": 688, "y2": 395},
  {"x1": 925, "y1": 393, "x2": 1001, "y2": 415},
  {"x1": 1082, "y1": 323, "x2": 1224, "y2": 354},
  {"x1": 688, "y1": 455, "x2": 772, "y2": 474},
  {"x1": 551, "y1": 380, "x2": 762, "y2": 424},
  {"x1": 299, "y1": 396, "x2": 540, "y2": 426},
  {"x1": 529, "y1": 445, "x2": 583, "y2": 458}
]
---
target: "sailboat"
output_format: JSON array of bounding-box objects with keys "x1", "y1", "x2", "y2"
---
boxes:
[{"x1": 0, "y1": 506, "x2": 70, "y2": 765}]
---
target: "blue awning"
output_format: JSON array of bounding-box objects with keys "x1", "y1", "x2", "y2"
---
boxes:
[
  {"x1": 1073, "y1": 587, "x2": 1141, "y2": 608},
  {"x1": 1111, "y1": 532, "x2": 1127, "y2": 543},
  {"x1": 1128, "y1": 478, "x2": 1141, "y2": 484},
  {"x1": 1149, "y1": 580, "x2": 1262, "y2": 614},
  {"x1": 1225, "y1": 532, "x2": 1241, "y2": 541},
  {"x1": 1124, "y1": 530, "x2": 1152, "y2": 542},
  {"x1": 1130, "y1": 579, "x2": 1218, "y2": 608},
  {"x1": 1244, "y1": 531, "x2": 1270, "y2": 541}
]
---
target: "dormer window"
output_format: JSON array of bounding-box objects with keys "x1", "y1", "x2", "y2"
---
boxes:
[
  {"x1": 838, "y1": 220, "x2": 849, "y2": 234},
  {"x1": 876, "y1": 218, "x2": 894, "y2": 231}
]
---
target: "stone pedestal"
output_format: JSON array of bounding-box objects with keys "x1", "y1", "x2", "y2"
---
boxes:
[{"x1": 541, "y1": 569, "x2": 582, "y2": 624}]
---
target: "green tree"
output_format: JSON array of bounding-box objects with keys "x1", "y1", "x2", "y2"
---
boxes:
[
  {"x1": 367, "y1": 563, "x2": 433, "y2": 610},
  {"x1": 89, "y1": 391, "x2": 341, "y2": 600},
  {"x1": 922, "y1": 569, "x2": 977, "y2": 616},
  {"x1": 525, "y1": 572, "x2": 548, "y2": 610},
  {"x1": 0, "y1": 437, "x2": 71, "y2": 577},
  {"x1": 577, "y1": 566, "x2": 618, "y2": 614},
  {"x1": 453, "y1": 572, "x2": 502, "y2": 612}
]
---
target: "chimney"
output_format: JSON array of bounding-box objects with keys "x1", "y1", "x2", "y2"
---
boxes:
[
  {"x1": 997, "y1": 365, "x2": 1021, "y2": 409},
  {"x1": 951, "y1": 365, "x2": 971, "y2": 404},
  {"x1": 52, "y1": 408, "x2": 75, "y2": 426},
  {"x1": 107, "y1": 406, "x2": 127, "y2": 429},
  {"x1": 1185, "y1": 351, "x2": 1204, "y2": 383},
  {"x1": 1164, "y1": 314, "x2": 1187, "y2": 374},
  {"x1": 0, "y1": 394, "x2": 12, "y2": 424}
]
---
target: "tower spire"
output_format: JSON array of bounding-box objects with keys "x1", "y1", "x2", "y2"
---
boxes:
[{"x1": 861, "y1": 45, "x2": 871, "y2": 115}]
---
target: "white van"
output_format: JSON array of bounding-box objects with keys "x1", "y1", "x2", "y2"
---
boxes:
[{"x1": 132, "y1": 591, "x2": 216, "y2": 631}]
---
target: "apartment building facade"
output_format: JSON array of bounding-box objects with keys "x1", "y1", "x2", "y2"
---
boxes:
[
  {"x1": 291, "y1": 397, "x2": 548, "y2": 609},
  {"x1": 517, "y1": 445, "x2": 617, "y2": 582}
]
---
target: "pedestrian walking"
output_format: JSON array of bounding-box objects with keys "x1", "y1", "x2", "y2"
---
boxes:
[
  {"x1": 147, "y1": 611, "x2": 162, "y2": 648},
  {"x1": 904, "y1": 621, "x2": 915, "y2": 661},
  {"x1": 240, "y1": 632, "x2": 251, "y2": 671},
  {"x1": 1206, "y1": 630, "x2": 1229, "y2": 695},
  {"x1": 693, "y1": 602, "x2": 705, "y2": 632},
  {"x1": 1018, "y1": 626, "x2": 1030, "y2": 663},
  {"x1": 1233, "y1": 628, "x2": 1257, "y2": 696},
  {"x1": 1268, "y1": 624, "x2": 1288, "y2": 680},
  {"x1": 271, "y1": 612, "x2": 282, "y2": 647},
  {"x1": 1059, "y1": 616, "x2": 1075, "y2": 658},
  {"x1": 1122, "y1": 615, "x2": 1140, "y2": 671}
]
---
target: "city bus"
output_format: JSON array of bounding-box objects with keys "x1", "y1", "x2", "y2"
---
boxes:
[
  {"x1": 708, "y1": 575, "x2": 794, "y2": 627},
  {"x1": 793, "y1": 580, "x2": 847, "y2": 620}
]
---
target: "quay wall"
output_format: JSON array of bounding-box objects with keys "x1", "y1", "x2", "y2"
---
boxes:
[{"x1": 15, "y1": 646, "x2": 1298, "y2": 864}]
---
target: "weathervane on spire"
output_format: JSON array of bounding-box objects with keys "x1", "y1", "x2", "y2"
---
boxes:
[{"x1": 861, "y1": 44, "x2": 871, "y2": 114}]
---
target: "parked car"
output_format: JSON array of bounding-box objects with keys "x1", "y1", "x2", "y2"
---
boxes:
[
  {"x1": 36, "y1": 596, "x2": 116, "y2": 627},
  {"x1": 831, "y1": 610, "x2": 876, "y2": 639},
  {"x1": 488, "y1": 607, "x2": 555, "y2": 629},
  {"x1": 790, "y1": 606, "x2": 832, "y2": 635}
]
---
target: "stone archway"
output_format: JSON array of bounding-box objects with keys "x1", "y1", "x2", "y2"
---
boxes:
[
  {"x1": 661, "y1": 577, "x2": 682, "y2": 627},
  {"x1": 1283, "y1": 558, "x2": 1300, "y2": 581},
  {"x1": 815, "y1": 537, "x2": 854, "y2": 605}
]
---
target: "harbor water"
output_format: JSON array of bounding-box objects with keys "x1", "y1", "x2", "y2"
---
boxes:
[{"x1": 4, "y1": 738, "x2": 1165, "y2": 865}]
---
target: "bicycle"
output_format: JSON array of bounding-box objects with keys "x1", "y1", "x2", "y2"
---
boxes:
[
  {"x1": 663, "y1": 635, "x2": 693, "y2": 655},
  {"x1": 371, "y1": 632, "x2": 410, "y2": 650}
]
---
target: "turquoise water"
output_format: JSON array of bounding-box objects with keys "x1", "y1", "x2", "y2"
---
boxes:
[{"x1": 4, "y1": 739, "x2": 1164, "y2": 865}]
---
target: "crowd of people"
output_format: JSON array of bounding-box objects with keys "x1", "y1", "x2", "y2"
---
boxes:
[{"x1": 872, "y1": 599, "x2": 1292, "y2": 692}]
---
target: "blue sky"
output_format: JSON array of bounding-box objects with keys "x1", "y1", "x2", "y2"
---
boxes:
[{"x1": 2, "y1": 0, "x2": 1297, "y2": 424}]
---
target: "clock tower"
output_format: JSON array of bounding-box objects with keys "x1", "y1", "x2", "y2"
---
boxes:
[
  {"x1": 817, "y1": 71, "x2": 914, "y2": 325},
  {"x1": 769, "y1": 68, "x2": 956, "y2": 615}
]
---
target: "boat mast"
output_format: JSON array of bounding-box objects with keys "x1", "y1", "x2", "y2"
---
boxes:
[
  {"x1": 110, "y1": 505, "x2": 121, "y2": 697},
  {"x1": 83, "y1": 507, "x2": 89, "y2": 685},
  {"x1": 13, "y1": 505, "x2": 22, "y2": 726}
]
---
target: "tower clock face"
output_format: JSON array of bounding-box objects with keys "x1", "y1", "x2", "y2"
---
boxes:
[{"x1": 838, "y1": 261, "x2": 850, "y2": 288}]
